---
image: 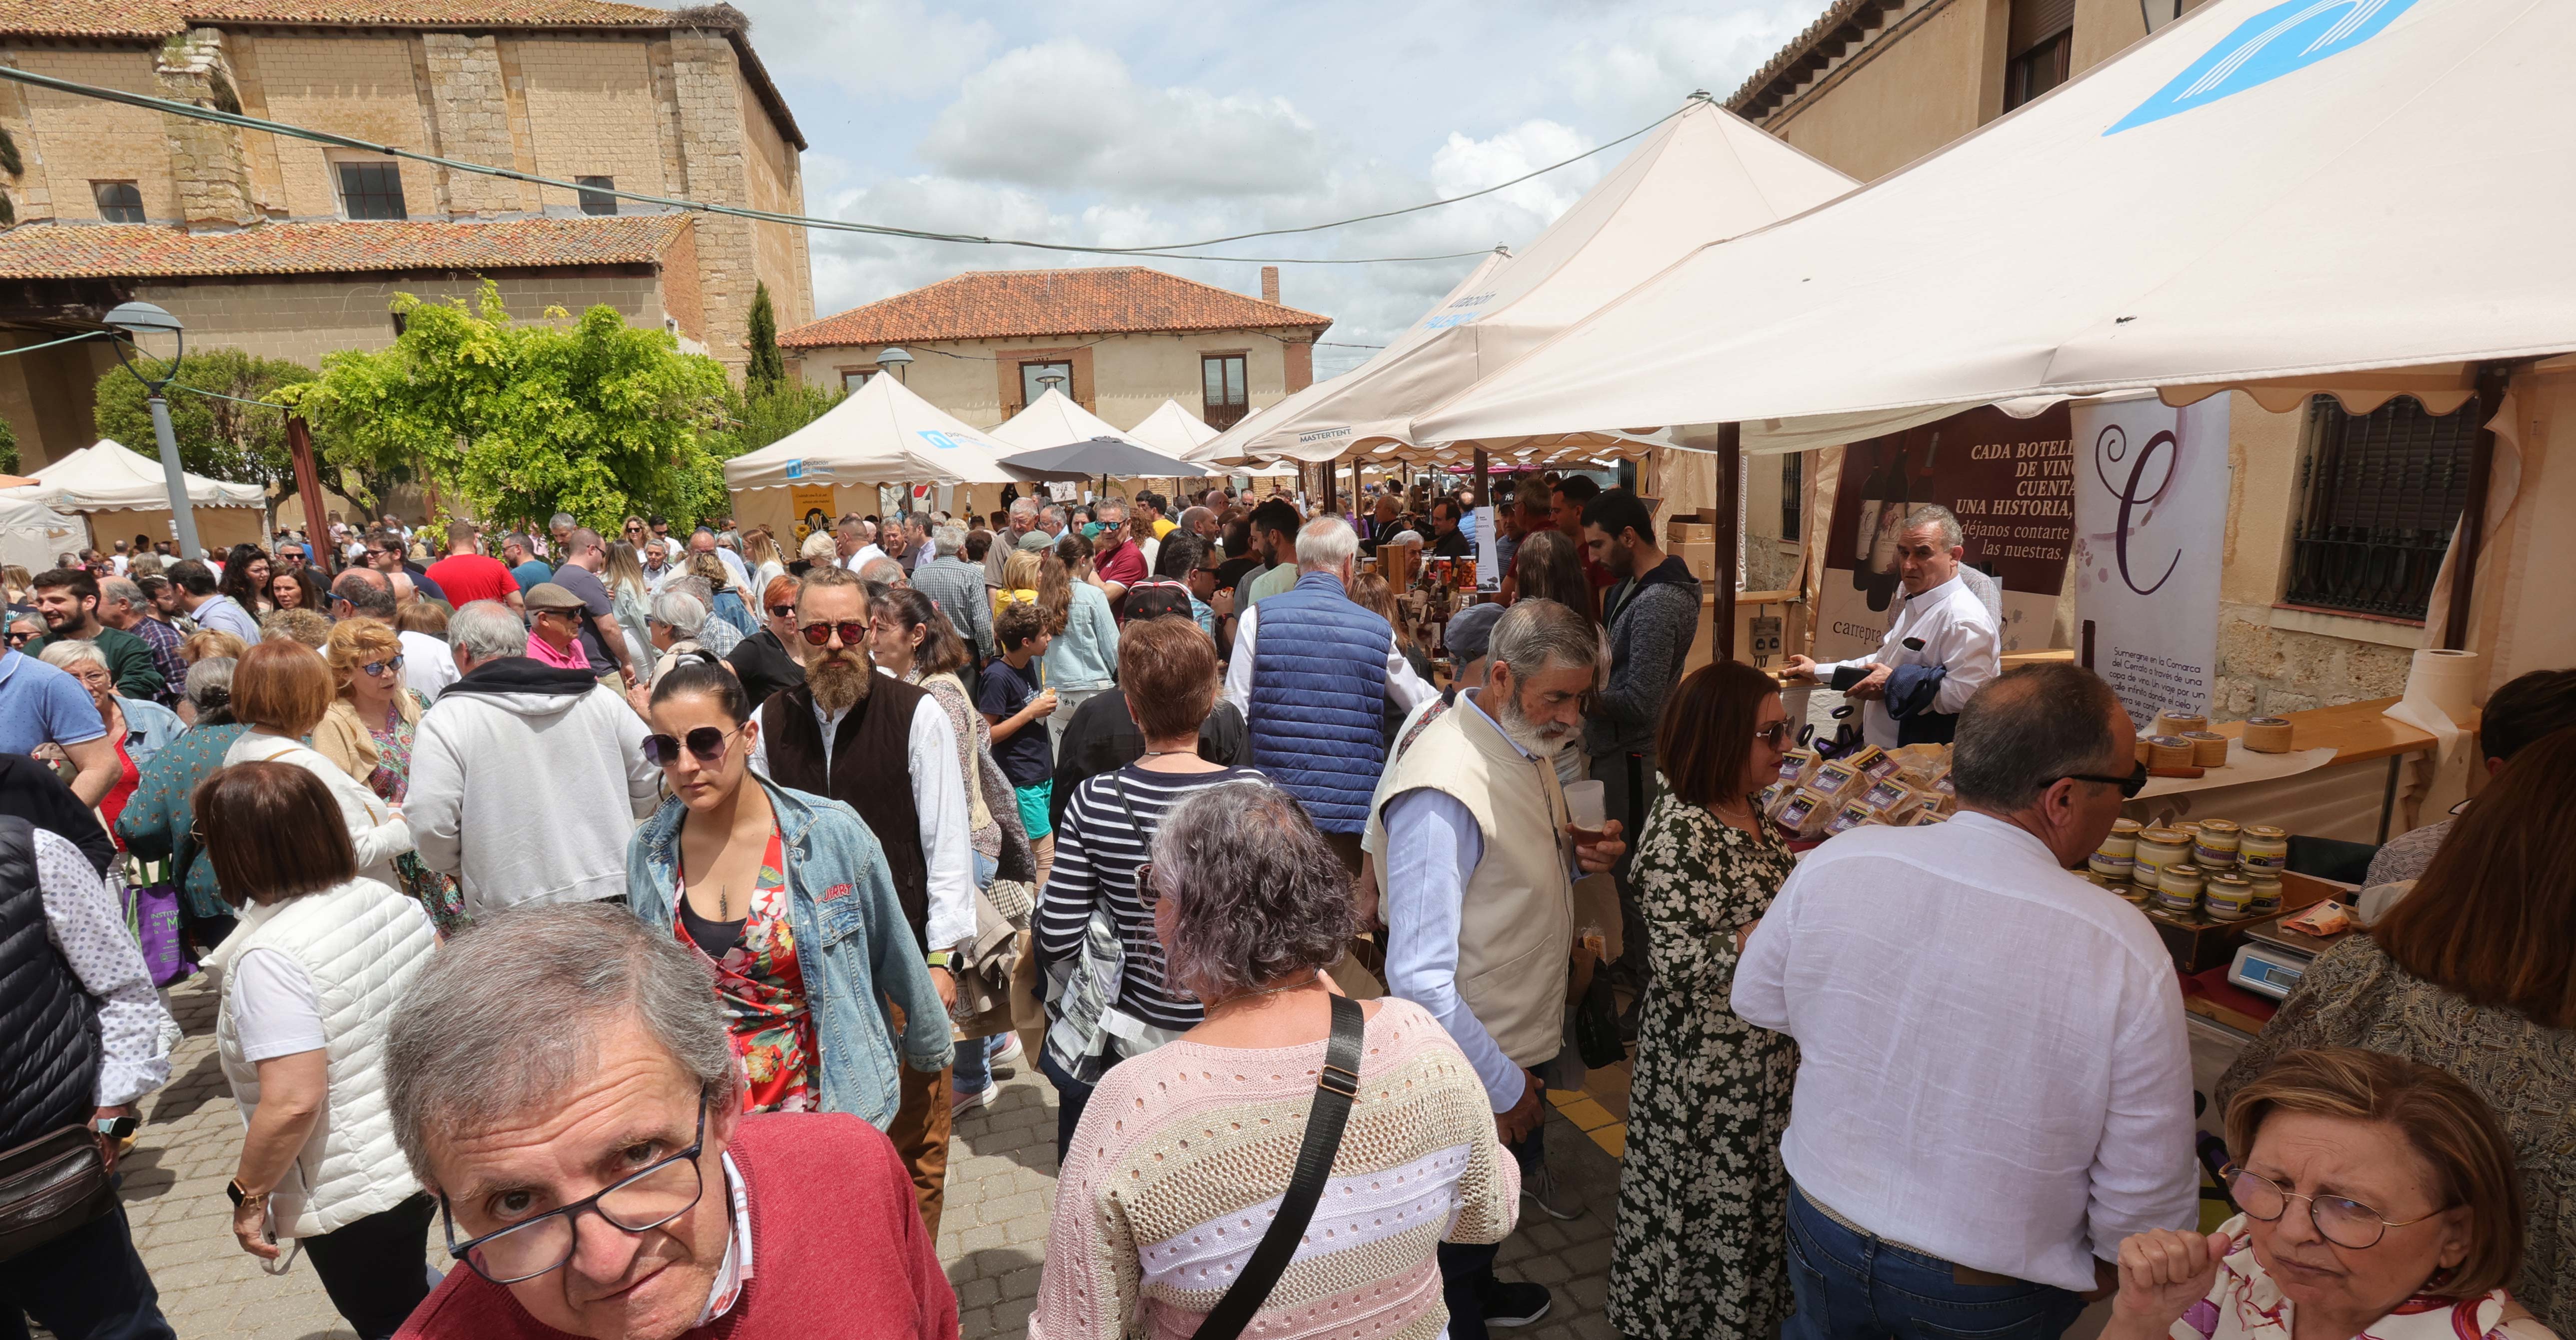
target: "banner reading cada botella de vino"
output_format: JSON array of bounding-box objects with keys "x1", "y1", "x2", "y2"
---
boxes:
[{"x1": 1812, "y1": 402, "x2": 2077, "y2": 664}]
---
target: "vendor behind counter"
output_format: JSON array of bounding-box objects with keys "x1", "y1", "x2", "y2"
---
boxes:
[{"x1": 1784, "y1": 504, "x2": 1999, "y2": 746}]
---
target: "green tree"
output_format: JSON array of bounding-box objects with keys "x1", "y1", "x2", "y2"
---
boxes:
[
  {"x1": 287, "y1": 282, "x2": 735, "y2": 531},
  {"x1": 744, "y1": 280, "x2": 785, "y2": 393},
  {"x1": 0, "y1": 415, "x2": 17, "y2": 475},
  {"x1": 93, "y1": 348, "x2": 311, "y2": 488},
  {"x1": 706, "y1": 379, "x2": 841, "y2": 460}
]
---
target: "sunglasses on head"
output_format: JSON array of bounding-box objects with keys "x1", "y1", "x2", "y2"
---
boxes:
[
  {"x1": 644, "y1": 724, "x2": 739, "y2": 766},
  {"x1": 798, "y1": 620, "x2": 871, "y2": 647}
]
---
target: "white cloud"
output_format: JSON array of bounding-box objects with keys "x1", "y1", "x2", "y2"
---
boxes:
[
  {"x1": 726, "y1": 0, "x2": 997, "y2": 101},
  {"x1": 1559, "y1": 3, "x2": 1831, "y2": 127},
  {"x1": 1429, "y1": 120, "x2": 1600, "y2": 220},
  {"x1": 916, "y1": 38, "x2": 1325, "y2": 198}
]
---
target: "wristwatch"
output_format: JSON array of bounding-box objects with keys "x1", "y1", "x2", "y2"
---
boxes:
[
  {"x1": 225, "y1": 1179, "x2": 268, "y2": 1208},
  {"x1": 92, "y1": 1114, "x2": 138, "y2": 1142},
  {"x1": 924, "y1": 950, "x2": 954, "y2": 970}
]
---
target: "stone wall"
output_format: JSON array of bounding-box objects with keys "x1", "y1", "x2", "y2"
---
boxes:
[
  {"x1": 135, "y1": 270, "x2": 667, "y2": 368},
  {"x1": 795, "y1": 328, "x2": 1309, "y2": 432}
]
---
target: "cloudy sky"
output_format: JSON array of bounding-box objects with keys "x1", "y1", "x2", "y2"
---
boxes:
[{"x1": 726, "y1": 0, "x2": 1832, "y2": 377}]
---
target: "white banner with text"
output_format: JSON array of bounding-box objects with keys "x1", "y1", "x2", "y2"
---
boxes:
[{"x1": 2071, "y1": 394, "x2": 2232, "y2": 728}]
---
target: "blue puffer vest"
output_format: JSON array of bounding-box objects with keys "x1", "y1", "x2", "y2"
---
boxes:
[{"x1": 1247, "y1": 571, "x2": 1391, "y2": 833}]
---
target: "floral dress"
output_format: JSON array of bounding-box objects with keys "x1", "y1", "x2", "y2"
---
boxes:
[
  {"x1": 1608, "y1": 786, "x2": 1801, "y2": 1340},
  {"x1": 675, "y1": 828, "x2": 819, "y2": 1114},
  {"x1": 361, "y1": 690, "x2": 467, "y2": 934}
]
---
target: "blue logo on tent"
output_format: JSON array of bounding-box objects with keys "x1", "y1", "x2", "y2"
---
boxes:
[
  {"x1": 2107, "y1": 0, "x2": 2416, "y2": 134},
  {"x1": 916, "y1": 430, "x2": 960, "y2": 450}
]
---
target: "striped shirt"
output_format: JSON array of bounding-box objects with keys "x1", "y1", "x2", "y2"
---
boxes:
[{"x1": 1034, "y1": 764, "x2": 1266, "y2": 1031}]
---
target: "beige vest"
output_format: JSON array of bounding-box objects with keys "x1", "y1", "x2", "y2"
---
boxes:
[{"x1": 1364, "y1": 693, "x2": 1574, "y2": 1067}]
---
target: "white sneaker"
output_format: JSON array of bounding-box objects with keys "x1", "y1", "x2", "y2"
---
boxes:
[
  {"x1": 951, "y1": 1082, "x2": 999, "y2": 1117},
  {"x1": 991, "y1": 1032, "x2": 1025, "y2": 1068}
]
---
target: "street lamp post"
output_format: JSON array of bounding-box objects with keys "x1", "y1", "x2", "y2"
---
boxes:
[
  {"x1": 875, "y1": 346, "x2": 913, "y2": 385},
  {"x1": 102, "y1": 302, "x2": 200, "y2": 560}
]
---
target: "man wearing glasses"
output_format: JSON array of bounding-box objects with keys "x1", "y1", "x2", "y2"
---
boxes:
[
  {"x1": 1733, "y1": 664, "x2": 2192, "y2": 1340},
  {"x1": 386, "y1": 904, "x2": 955, "y2": 1340},
  {"x1": 743, "y1": 566, "x2": 974, "y2": 1241},
  {"x1": 1782, "y1": 504, "x2": 2001, "y2": 748}
]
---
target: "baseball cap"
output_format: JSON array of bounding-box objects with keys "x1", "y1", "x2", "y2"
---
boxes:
[
  {"x1": 1444, "y1": 602, "x2": 1503, "y2": 662},
  {"x1": 1121, "y1": 582, "x2": 1196, "y2": 624},
  {"x1": 523, "y1": 582, "x2": 586, "y2": 613}
]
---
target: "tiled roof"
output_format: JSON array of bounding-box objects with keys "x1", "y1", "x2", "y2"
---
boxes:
[
  {"x1": 1727, "y1": 0, "x2": 1908, "y2": 122},
  {"x1": 779, "y1": 266, "x2": 1332, "y2": 350},
  {"x1": 0, "y1": 214, "x2": 689, "y2": 280},
  {"x1": 0, "y1": 0, "x2": 671, "y2": 38},
  {"x1": 0, "y1": 1, "x2": 806, "y2": 150}
]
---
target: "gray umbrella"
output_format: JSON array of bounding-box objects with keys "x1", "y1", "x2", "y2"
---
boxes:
[{"x1": 999, "y1": 436, "x2": 1201, "y2": 482}]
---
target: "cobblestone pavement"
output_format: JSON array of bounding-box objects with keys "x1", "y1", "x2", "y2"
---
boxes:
[{"x1": 117, "y1": 986, "x2": 1627, "y2": 1340}]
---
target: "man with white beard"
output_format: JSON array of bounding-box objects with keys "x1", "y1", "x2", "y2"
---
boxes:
[
  {"x1": 744, "y1": 564, "x2": 975, "y2": 1240},
  {"x1": 1364, "y1": 597, "x2": 1627, "y2": 1340}
]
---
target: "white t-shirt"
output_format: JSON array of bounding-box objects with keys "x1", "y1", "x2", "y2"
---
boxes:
[{"x1": 227, "y1": 949, "x2": 325, "y2": 1062}]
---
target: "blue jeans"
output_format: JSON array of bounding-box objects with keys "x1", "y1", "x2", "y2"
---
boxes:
[
  {"x1": 1783, "y1": 1182, "x2": 2085, "y2": 1340},
  {"x1": 0, "y1": 1200, "x2": 175, "y2": 1340},
  {"x1": 952, "y1": 1033, "x2": 1007, "y2": 1096}
]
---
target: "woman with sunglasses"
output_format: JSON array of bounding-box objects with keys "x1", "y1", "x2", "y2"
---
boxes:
[
  {"x1": 2108, "y1": 1047, "x2": 2552, "y2": 1340},
  {"x1": 722, "y1": 574, "x2": 807, "y2": 713},
  {"x1": 199, "y1": 760, "x2": 439, "y2": 1340},
  {"x1": 314, "y1": 618, "x2": 463, "y2": 932},
  {"x1": 625, "y1": 660, "x2": 952, "y2": 1124},
  {"x1": 1608, "y1": 660, "x2": 1804, "y2": 1340}
]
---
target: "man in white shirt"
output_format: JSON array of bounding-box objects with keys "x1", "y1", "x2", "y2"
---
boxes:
[
  {"x1": 1734, "y1": 663, "x2": 2192, "y2": 1340},
  {"x1": 833, "y1": 518, "x2": 888, "y2": 574},
  {"x1": 1785, "y1": 504, "x2": 1999, "y2": 748}
]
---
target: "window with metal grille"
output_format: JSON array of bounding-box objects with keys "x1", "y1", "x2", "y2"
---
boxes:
[
  {"x1": 1202, "y1": 354, "x2": 1248, "y2": 430},
  {"x1": 91, "y1": 182, "x2": 145, "y2": 223},
  {"x1": 576, "y1": 176, "x2": 618, "y2": 216},
  {"x1": 2003, "y1": 0, "x2": 2074, "y2": 110},
  {"x1": 337, "y1": 162, "x2": 407, "y2": 220},
  {"x1": 2284, "y1": 394, "x2": 2480, "y2": 620},
  {"x1": 1781, "y1": 452, "x2": 1803, "y2": 538}
]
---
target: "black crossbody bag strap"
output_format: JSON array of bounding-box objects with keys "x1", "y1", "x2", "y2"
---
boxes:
[{"x1": 1191, "y1": 992, "x2": 1365, "y2": 1340}]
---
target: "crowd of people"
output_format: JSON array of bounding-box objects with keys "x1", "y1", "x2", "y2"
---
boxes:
[{"x1": 0, "y1": 481, "x2": 2566, "y2": 1340}]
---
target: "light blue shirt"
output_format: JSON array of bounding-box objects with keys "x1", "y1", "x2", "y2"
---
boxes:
[
  {"x1": 0, "y1": 649, "x2": 107, "y2": 755},
  {"x1": 187, "y1": 594, "x2": 262, "y2": 643},
  {"x1": 1381, "y1": 688, "x2": 1543, "y2": 1114},
  {"x1": 1042, "y1": 581, "x2": 1119, "y2": 690}
]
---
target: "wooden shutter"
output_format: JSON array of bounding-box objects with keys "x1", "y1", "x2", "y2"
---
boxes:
[{"x1": 2010, "y1": 0, "x2": 2076, "y2": 54}]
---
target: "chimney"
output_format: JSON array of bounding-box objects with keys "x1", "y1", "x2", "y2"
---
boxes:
[{"x1": 1261, "y1": 266, "x2": 1280, "y2": 305}]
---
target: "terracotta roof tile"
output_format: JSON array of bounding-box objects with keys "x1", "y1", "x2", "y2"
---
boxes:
[
  {"x1": 779, "y1": 266, "x2": 1332, "y2": 350},
  {"x1": 0, "y1": 0, "x2": 673, "y2": 38},
  {"x1": 0, "y1": 215, "x2": 688, "y2": 280}
]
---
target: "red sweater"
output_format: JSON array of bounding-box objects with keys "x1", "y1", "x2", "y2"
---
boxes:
[{"x1": 397, "y1": 1112, "x2": 957, "y2": 1340}]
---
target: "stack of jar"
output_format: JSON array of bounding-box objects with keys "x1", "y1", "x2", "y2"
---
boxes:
[{"x1": 2090, "y1": 816, "x2": 2287, "y2": 919}]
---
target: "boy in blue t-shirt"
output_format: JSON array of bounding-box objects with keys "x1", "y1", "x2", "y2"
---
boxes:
[{"x1": 977, "y1": 602, "x2": 1059, "y2": 854}]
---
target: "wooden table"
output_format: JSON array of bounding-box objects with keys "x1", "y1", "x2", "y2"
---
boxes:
[{"x1": 2203, "y1": 696, "x2": 2473, "y2": 842}]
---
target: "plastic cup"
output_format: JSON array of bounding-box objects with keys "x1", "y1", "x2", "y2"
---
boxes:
[{"x1": 1564, "y1": 780, "x2": 1607, "y2": 832}]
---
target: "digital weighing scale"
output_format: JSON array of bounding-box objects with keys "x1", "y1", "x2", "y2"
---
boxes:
[{"x1": 2228, "y1": 918, "x2": 2350, "y2": 1000}]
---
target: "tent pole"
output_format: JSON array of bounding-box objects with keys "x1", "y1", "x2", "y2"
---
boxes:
[
  {"x1": 1714, "y1": 422, "x2": 1741, "y2": 662},
  {"x1": 2446, "y1": 364, "x2": 2512, "y2": 650},
  {"x1": 286, "y1": 414, "x2": 334, "y2": 578}
]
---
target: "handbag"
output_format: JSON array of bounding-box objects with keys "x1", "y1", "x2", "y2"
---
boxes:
[
  {"x1": 119, "y1": 863, "x2": 195, "y2": 988},
  {"x1": 1190, "y1": 994, "x2": 1365, "y2": 1340},
  {"x1": 0, "y1": 1125, "x2": 114, "y2": 1263}
]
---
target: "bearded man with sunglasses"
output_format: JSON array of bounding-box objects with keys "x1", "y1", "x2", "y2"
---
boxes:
[
  {"x1": 1733, "y1": 663, "x2": 2193, "y2": 1340},
  {"x1": 388, "y1": 904, "x2": 955, "y2": 1340},
  {"x1": 743, "y1": 566, "x2": 975, "y2": 1240},
  {"x1": 406, "y1": 601, "x2": 661, "y2": 920}
]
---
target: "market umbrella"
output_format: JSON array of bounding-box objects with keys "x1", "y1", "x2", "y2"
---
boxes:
[{"x1": 1001, "y1": 436, "x2": 1202, "y2": 482}]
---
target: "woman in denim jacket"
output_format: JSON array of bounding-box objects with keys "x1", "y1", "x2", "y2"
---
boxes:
[{"x1": 624, "y1": 660, "x2": 952, "y2": 1130}]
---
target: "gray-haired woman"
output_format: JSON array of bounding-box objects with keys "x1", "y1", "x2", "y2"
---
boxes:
[{"x1": 1028, "y1": 782, "x2": 1521, "y2": 1340}]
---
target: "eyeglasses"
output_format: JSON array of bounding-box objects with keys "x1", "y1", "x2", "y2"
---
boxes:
[
  {"x1": 644, "y1": 724, "x2": 740, "y2": 766},
  {"x1": 1753, "y1": 720, "x2": 1794, "y2": 748},
  {"x1": 798, "y1": 619, "x2": 871, "y2": 648},
  {"x1": 2224, "y1": 1166, "x2": 2444, "y2": 1250},
  {"x1": 442, "y1": 1090, "x2": 711, "y2": 1285},
  {"x1": 767, "y1": 604, "x2": 797, "y2": 621},
  {"x1": 3, "y1": 630, "x2": 30, "y2": 648},
  {"x1": 2058, "y1": 761, "x2": 2149, "y2": 799},
  {"x1": 359, "y1": 656, "x2": 405, "y2": 678}
]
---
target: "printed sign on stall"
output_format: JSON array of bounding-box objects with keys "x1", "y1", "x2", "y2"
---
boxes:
[
  {"x1": 1813, "y1": 404, "x2": 2076, "y2": 661},
  {"x1": 791, "y1": 484, "x2": 836, "y2": 543},
  {"x1": 2070, "y1": 394, "x2": 2232, "y2": 727}
]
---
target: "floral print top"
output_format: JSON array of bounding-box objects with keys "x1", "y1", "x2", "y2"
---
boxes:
[
  {"x1": 2173, "y1": 1215, "x2": 2548, "y2": 1340},
  {"x1": 676, "y1": 827, "x2": 817, "y2": 1114}
]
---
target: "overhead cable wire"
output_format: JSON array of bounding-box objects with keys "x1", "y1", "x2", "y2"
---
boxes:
[{"x1": 0, "y1": 66, "x2": 1666, "y2": 266}]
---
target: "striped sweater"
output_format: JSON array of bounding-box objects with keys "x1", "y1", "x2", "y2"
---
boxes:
[{"x1": 1029, "y1": 998, "x2": 1520, "y2": 1340}]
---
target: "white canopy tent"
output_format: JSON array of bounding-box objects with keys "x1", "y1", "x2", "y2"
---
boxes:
[
  {"x1": 724, "y1": 372, "x2": 1023, "y2": 490},
  {"x1": 0, "y1": 493, "x2": 83, "y2": 572},
  {"x1": 1415, "y1": 0, "x2": 2576, "y2": 450},
  {"x1": 7, "y1": 438, "x2": 266, "y2": 512},
  {"x1": 1124, "y1": 399, "x2": 1221, "y2": 461},
  {"x1": 989, "y1": 388, "x2": 1153, "y2": 454},
  {"x1": 1198, "y1": 96, "x2": 1856, "y2": 468}
]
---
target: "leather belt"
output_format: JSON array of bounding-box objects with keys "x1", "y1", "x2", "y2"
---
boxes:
[{"x1": 1803, "y1": 1188, "x2": 2027, "y2": 1288}]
